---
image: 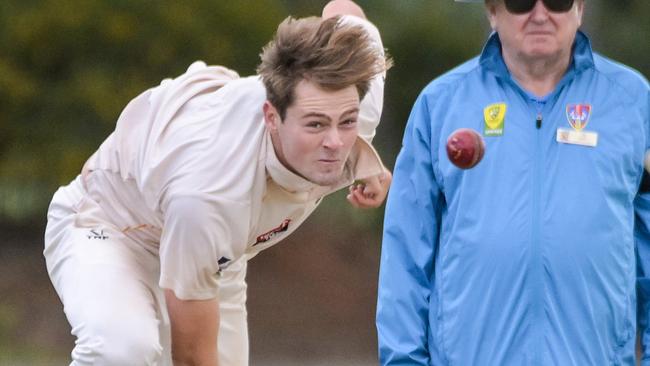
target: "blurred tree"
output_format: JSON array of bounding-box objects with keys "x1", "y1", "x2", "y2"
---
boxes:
[
  {"x1": 0, "y1": 0, "x2": 647, "y2": 223},
  {"x1": 0, "y1": 0, "x2": 284, "y2": 221},
  {"x1": 587, "y1": 0, "x2": 650, "y2": 75}
]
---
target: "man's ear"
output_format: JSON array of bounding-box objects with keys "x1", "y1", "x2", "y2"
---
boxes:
[
  {"x1": 263, "y1": 101, "x2": 280, "y2": 130},
  {"x1": 486, "y1": 3, "x2": 498, "y2": 31},
  {"x1": 575, "y1": 0, "x2": 585, "y2": 27}
]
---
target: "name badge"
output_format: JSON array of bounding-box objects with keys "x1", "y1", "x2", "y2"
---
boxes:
[{"x1": 556, "y1": 128, "x2": 598, "y2": 147}]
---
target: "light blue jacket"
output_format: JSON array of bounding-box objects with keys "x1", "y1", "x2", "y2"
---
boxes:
[{"x1": 377, "y1": 31, "x2": 650, "y2": 365}]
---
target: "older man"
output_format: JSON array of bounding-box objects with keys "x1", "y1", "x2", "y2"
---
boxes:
[{"x1": 377, "y1": 0, "x2": 649, "y2": 365}]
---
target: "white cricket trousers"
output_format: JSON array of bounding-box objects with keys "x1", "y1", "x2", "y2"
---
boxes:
[{"x1": 44, "y1": 176, "x2": 249, "y2": 365}]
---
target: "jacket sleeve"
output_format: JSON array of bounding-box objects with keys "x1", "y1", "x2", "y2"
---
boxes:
[
  {"x1": 377, "y1": 93, "x2": 443, "y2": 365},
  {"x1": 636, "y1": 87, "x2": 650, "y2": 365}
]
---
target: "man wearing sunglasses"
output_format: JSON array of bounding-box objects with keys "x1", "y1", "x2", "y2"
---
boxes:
[{"x1": 377, "y1": 0, "x2": 649, "y2": 365}]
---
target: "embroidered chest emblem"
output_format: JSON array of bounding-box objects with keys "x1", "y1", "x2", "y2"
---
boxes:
[
  {"x1": 483, "y1": 102, "x2": 507, "y2": 136},
  {"x1": 254, "y1": 219, "x2": 291, "y2": 245},
  {"x1": 566, "y1": 104, "x2": 592, "y2": 131}
]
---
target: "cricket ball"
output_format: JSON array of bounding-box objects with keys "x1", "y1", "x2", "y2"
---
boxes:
[{"x1": 446, "y1": 128, "x2": 485, "y2": 169}]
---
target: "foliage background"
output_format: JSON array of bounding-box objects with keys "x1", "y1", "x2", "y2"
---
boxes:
[{"x1": 0, "y1": 0, "x2": 647, "y2": 364}]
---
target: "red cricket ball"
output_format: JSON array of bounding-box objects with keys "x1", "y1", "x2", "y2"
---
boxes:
[{"x1": 446, "y1": 128, "x2": 485, "y2": 169}]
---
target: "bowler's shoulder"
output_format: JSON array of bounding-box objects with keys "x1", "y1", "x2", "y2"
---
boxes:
[
  {"x1": 217, "y1": 74, "x2": 266, "y2": 100},
  {"x1": 592, "y1": 53, "x2": 649, "y2": 94}
]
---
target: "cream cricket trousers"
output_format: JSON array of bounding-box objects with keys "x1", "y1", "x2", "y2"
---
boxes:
[{"x1": 44, "y1": 176, "x2": 249, "y2": 365}]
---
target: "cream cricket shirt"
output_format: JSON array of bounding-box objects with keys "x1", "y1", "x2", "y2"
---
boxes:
[{"x1": 79, "y1": 17, "x2": 386, "y2": 301}]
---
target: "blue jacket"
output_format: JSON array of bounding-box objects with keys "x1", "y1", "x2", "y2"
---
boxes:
[{"x1": 377, "y1": 31, "x2": 650, "y2": 365}]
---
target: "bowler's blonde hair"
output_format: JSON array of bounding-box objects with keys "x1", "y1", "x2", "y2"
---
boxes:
[{"x1": 257, "y1": 16, "x2": 391, "y2": 119}]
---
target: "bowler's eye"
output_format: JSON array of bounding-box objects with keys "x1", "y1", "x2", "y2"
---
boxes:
[
  {"x1": 306, "y1": 121, "x2": 324, "y2": 128},
  {"x1": 341, "y1": 118, "x2": 357, "y2": 127}
]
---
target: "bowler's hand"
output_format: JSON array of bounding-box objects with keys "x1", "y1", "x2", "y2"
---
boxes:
[
  {"x1": 347, "y1": 170, "x2": 392, "y2": 209},
  {"x1": 322, "y1": 0, "x2": 366, "y2": 20}
]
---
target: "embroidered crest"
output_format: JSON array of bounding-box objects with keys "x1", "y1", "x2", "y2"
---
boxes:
[
  {"x1": 483, "y1": 103, "x2": 506, "y2": 136},
  {"x1": 566, "y1": 104, "x2": 592, "y2": 131}
]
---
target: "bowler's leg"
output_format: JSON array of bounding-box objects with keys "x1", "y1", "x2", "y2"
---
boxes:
[
  {"x1": 45, "y1": 194, "x2": 166, "y2": 365},
  {"x1": 62, "y1": 248, "x2": 164, "y2": 366}
]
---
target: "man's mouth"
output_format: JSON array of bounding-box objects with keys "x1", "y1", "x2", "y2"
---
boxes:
[
  {"x1": 318, "y1": 159, "x2": 340, "y2": 164},
  {"x1": 527, "y1": 31, "x2": 553, "y2": 36}
]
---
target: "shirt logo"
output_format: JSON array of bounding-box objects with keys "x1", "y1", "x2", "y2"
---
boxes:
[
  {"x1": 216, "y1": 256, "x2": 232, "y2": 274},
  {"x1": 254, "y1": 219, "x2": 291, "y2": 245},
  {"x1": 484, "y1": 103, "x2": 506, "y2": 136},
  {"x1": 87, "y1": 228, "x2": 108, "y2": 240},
  {"x1": 566, "y1": 104, "x2": 592, "y2": 131}
]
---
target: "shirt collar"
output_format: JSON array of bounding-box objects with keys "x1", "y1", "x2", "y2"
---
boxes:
[{"x1": 263, "y1": 129, "x2": 384, "y2": 201}]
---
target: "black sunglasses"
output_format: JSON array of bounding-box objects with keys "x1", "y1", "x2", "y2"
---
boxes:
[{"x1": 504, "y1": 0, "x2": 575, "y2": 14}]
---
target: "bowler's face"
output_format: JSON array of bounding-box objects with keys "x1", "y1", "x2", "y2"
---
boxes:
[
  {"x1": 264, "y1": 79, "x2": 360, "y2": 186},
  {"x1": 488, "y1": 0, "x2": 584, "y2": 63}
]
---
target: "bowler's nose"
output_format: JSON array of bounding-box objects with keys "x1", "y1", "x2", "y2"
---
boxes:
[{"x1": 323, "y1": 128, "x2": 344, "y2": 149}]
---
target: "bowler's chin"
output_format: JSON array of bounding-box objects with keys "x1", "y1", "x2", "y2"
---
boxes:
[{"x1": 308, "y1": 168, "x2": 345, "y2": 187}]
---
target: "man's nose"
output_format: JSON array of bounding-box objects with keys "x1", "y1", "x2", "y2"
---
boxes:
[
  {"x1": 323, "y1": 128, "x2": 344, "y2": 149},
  {"x1": 530, "y1": 0, "x2": 551, "y2": 22}
]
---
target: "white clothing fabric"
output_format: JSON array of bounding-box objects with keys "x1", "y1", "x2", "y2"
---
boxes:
[
  {"x1": 44, "y1": 15, "x2": 385, "y2": 366},
  {"x1": 45, "y1": 176, "x2": 249, "y2": 365}
]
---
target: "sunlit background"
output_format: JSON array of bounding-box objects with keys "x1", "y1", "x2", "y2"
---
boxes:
[{"x1": 1, "y1": 0, "x2": 648, "y2": 364}]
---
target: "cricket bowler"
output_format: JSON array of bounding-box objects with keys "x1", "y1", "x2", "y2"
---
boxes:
[{"x1": 44, "y1": 1, "x2": 392, "y2": 364}]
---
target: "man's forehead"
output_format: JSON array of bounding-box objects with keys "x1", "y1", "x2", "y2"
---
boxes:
[
  {"x1": 293, "y1": 79, "x2": 358, "y2": 99},
  {"x1": 290, "y1": 80, "x2": 360, "y2": 114}
]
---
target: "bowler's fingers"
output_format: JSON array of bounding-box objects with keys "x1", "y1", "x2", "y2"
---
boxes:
[
  {"x1": 322, "y1": 0, "x2": 366, "y2": 20},
  {"x1": 372, "y1": 170, "x2": 391, "y2": 201},
  {"x1": 347, "y1": 184, "x2": 373, "y2": 209},
  {"x1": 346, "y1": 170, "x2": 392, "y2": 209}
]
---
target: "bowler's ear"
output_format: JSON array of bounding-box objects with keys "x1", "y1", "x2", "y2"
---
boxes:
[{"x1": 263, "y1": 101, "x2": 280, "y2": 130}]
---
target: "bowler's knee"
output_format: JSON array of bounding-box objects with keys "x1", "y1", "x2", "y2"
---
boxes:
[{"x1": 71, "y1": 317, "x2": 162, "y2": 365}]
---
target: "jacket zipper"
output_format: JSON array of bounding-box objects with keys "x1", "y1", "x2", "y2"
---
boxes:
[{"x1": 531, "y1": 100, "x2": 544, "y2": 366}]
